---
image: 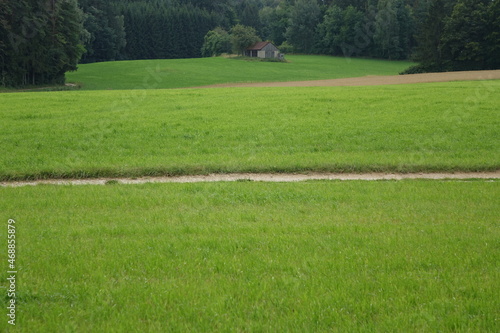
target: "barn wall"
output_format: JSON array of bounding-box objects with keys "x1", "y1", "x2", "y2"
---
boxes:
[
  {"x1": 246, "y1": 43, "x2": 280, "y2": 58},
  {"x1": 262, "y1": 43, "x2": 279, "y2": 58}
]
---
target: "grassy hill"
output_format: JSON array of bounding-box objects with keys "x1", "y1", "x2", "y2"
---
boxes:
[
  {"x1": 1, "y1": 81, "x2": 498, "y2": 181},
  {"x1": 65, "y1": 55, "x2": 414, "y2": 90}
]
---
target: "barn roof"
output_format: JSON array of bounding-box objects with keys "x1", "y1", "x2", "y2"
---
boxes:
[{"x1": 246, "y1": 41, "x2": 275, "y2": 51}]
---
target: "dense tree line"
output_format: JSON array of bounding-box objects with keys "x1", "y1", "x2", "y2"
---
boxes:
[
  {"x1": 79, "y1": 0, "x2": 126, "y2": 63},
  {"x1": 118, "y1": 2, "x2": 221, "y2": 60},
  {"x1": 408, "y1": 0, "x2": 500, "y2": 72},
  {"x1": 37, "y1": 0, "x2": 500, "y2": 66},
  {"x1": 209, "y1": 0, "x2": 499, "y2": 70},
  {"x1": 0, "y1": 0, "x2": 498, "y2": 87},
  {"x1": 78, "y1": 0, "x2": 219, "y2": 61},
  {"x1": 0, "y1": 0, "x2": 85, "y2": 86}
]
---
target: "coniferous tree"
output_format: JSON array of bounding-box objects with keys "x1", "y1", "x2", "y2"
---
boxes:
[
  {"x1": 0, "y1": 0, "x2": 86, "y2": 87},
  {"x1": 80, "y1": 0, "x2": 126, "y2": 63},
  {"x1": 51, "y1": 0, "x2": 87, "y2": 79},
  {"x1": 239, "y1": 0, "x2": 262, "y2": 33},
  {"x1": 0, "y1": 0, "x2": 14, "y2": 86},
  {"x1": 118, "y1": 1, "x2": 221, "y2": 60}
]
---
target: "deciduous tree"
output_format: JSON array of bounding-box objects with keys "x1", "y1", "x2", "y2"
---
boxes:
[
  {"x1": 201, "y1": 27, "x2": 232, "y2": 57},
  {"x1": 230, "y1": 24, "x2": 261, "y2": 55},
  {"x1": 285, "y1": 0, "x2": 321, "y2": 53}
]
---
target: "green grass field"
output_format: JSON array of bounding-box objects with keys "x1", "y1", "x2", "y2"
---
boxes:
[
  {"x1": 64, "y1": 55, "x2": 414, "y2": 90},
  {"x1": 0, "y1": 81, "x2": 498, "y2": 181},
  {"x1": 1, "y1": 54, "x2": 498, "y2": 332},
  {"x1": 1, "y1": 180, "x2": 498, "y2": 332}
]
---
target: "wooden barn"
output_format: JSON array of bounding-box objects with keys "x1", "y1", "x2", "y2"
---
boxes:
[{"x1": 245, "y1": 42, "x2": 281, "y2": 59}]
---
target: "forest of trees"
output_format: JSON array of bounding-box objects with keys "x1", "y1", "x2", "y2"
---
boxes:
[
  {"x1": 1, "y1": 0, "x2": 499, "y2": 86},
  {"x1": 0, "y1": 0, "x2": 85, "y2": 86}
]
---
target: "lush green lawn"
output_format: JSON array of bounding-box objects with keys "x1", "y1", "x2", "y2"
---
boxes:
[
  {"x1": 1, "y1": 81, "x2": 498, "y2": 181},
  {"x1": 65, "y1": 55, "x2": 414, "y2": 90},
  {"x1": 0, "y1": 180, "x2": 498, "y2": 332}
]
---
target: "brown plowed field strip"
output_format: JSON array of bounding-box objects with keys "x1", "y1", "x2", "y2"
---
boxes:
[{"x1": 192, "y1": 69, "x2": 500, "y2": 88}]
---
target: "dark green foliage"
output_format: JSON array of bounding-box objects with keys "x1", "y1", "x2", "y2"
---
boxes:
[
  {"x1": 486, "y1": 0, "x2": 500, "y2": 70},
  {"x1": 259, "y1": 4, "x2": 290, "y2": 46},
  {"x1": 239, "y1": 0, "x2": 261, "y2": 32},
  {"x1": 45, "y1": 0, "x2": 500, "y2": 72},
  {"x1": 201, "y1": 27, "x2": 232, "y2": 57},
  {"x1": 373, "y1": 0, "x2": 414, "y2": 60},
  {"x1": 407, "y1": 0, "x2": 499, "y2": 72},
  {"x1": 230, "y1": 24, "x2": 261, "y2": 55},
  {"x1": 79, "y1": 0, "x2": 126, "y2": 63},
  {"x1": 317, "y1": 5, "x2": 364, "y2": 56},
  {"x1": 0, "y1": 0, "x2": 85, "y2": 87},
  {"x1": 441, "y1": 0, "x2": 497, "y2": 70},
  {"x1": 328, "y1": 0, "x2": 368, "y2": 10},
  {"x1": 409, "y1": 0, "x2": 457, "y2": 71},
  {"x1": 278, "y1": 41, "x2": 293, "y2": 53},
  {"x1": 286, "y1": 0, "x2": 321, "y2": 53},
  {"x1": 118, "y1": 2, "x2": 222, "y2": 59}
]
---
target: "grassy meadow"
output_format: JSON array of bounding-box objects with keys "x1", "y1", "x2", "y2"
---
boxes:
[
  {"x1": 1, "y1": 180, "x2": 498, "y2": 332},
  {"x1": 64, "y1": 55, "x2": 414, "y2": 90},
  {"x1": 0, "y1": 80, "x2": 499, "y2": 181},
  {"x1": 1, "y1": 55, "x2": 498, "y2": 332}
]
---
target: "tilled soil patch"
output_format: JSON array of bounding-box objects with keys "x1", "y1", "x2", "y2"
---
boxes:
[{"x1": 192, "y1": 70, "x2": 500, "y2": 88}]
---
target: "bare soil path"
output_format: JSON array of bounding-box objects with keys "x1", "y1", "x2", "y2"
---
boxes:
[
  {"x1": 193, "y1": 69, "x2": 500, "y2": 88},
  {"x1": 1, "y1": 172, "x2": 498, "y2": 187}
]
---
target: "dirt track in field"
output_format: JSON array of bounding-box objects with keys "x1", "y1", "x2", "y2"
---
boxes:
[
  {"x1": 193, "y1": 69, "x2": 500, "y2": 88},
  {"x1": 1, "y1": 172, "x2": 498, "y2": 187}
]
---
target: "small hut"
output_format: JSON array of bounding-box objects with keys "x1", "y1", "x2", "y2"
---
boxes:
[{"x1": 245, "y1": 42, "x2": 281, "y2": 59}]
